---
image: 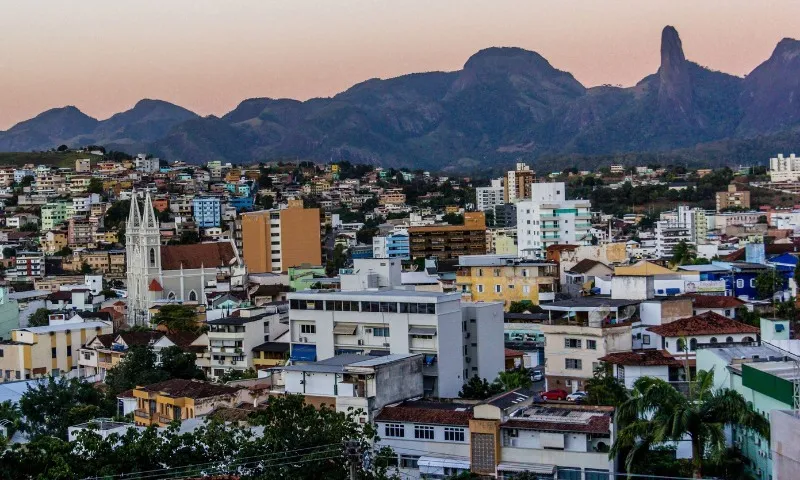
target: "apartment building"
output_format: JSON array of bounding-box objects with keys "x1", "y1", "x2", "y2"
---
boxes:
[
  {"x1": 540, "y1": 297, "x2": 637, "y2": 392},
  {"x1": 375, "y1": 392, "x2": 614, "y2": 479},
  {"x1": 504, "y1": 162, "x2": 535, "y2": 203},
  {"x1": 379, "y1": 188, "x2": 407, "y2": 206},
  {"x1": 78, "y1": 331, "x2": 164, "y2": 377},
  {"x1": 0, "y1": 317, "x2": 113, "y2": 382},
  {"x1": 207, "y1": 305, "x2": 289, "y2": 380},
  {"x1": 67, "y1": 217, "x2": 95, "y2": 246},
  {"x1": 408, "y1": 212, "x2": 487, "y2": 261},
  {"x1": 769, "y1": 153, "x2": 800, "y2": 182},
  {"x1": 456, "y1": 255, "x2": 558, "y2": 307},
  {"x1": 288, "y1": 290, "x2": 504, "y2": 398},
  {"x1": 132, "y1": 379, "x2": 242, "y2": 427},
  {"x1": 14, "y1": 252, "x2": 44, "y2": 279},
  {"x1": 476, "y1": 179, "x2": 504, "y2": 212},
  {"x1": 716, "y1": 184, "x2": 751, "y2": 212},
  {"x1": 75, "y1": 158, "x2": 91, "y2": 173},
  {"x1": 493, "y1": 203, "x2": 517, "y2": 228},
  {"x1": 654, "y1": 220, "x2": 692, "y2": 258},
  {"x1": 41, "y1": 201, "x2": 70, "y2": 230},
  {"x1": 372, "y1": 231, "x2": 410, "y2": 260},
  {"x1": 241, "y1": 199, "x2": 321, "y2": 273},
  {"x1": 192, "y1": 196, "x2": 222, "y2": 228},
  {"x1": 517, "y1": 183, "x2": 592, "y2": 258}
]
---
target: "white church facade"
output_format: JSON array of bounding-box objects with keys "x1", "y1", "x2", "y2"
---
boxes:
[{"x1": 125, "y1": 190, "x2": 242, "y2": 325}]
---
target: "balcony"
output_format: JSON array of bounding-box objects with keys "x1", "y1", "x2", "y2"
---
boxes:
[
  {"x1": 158, "y1": 414, "x2": 173, "y2": 424},
  {"x1": 134, "y1": 409, "x2": 151, "y2": 420}
]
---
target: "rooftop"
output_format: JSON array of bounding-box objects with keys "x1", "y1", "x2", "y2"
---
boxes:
[
  {"x1": 567, "y1": 259, "x2": 610, "y2": 274},
  {"x1": 542, "y1": 297, "x2": 640, "y2": 311},
  {"x1": 20, "y1": 320, "x2": 110, "y2": 335},
  {"x1": 375, "y1": 400, "x2": 473, "y2": 426},
  {"x1": 503, "y1": 404, "x2": 613, "y2": 435},
  {"x1": 458, "y1": 255, "x2": 555, "y2": 268},
  {"x1": 136, "y1": 379, "x2": 241, "y2": 399},
  {"x1": 647, "y1": 311, "x2": 759, "y2": 337},
  {"x1": 208, "y1": 313, "x2": 270, "y2": 326},
  {"x1": 599, "y1": 349, "x2": 681, "y2": 367},
  {"x1": 289, "y1": 289, "x2": 459, "y2": 301},
  {"x1": 680, "y1": 294, "x2": 745, "y2": 310},
  {"x1": 282, "y1": 353, "x2": 419, "y2": 373}
]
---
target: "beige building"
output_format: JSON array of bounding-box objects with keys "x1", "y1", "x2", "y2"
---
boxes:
[
  {"x1": 241, "y1": 199, "x2": 321, "y2": 273},
  {"x1": 716, "y1": 184, "x2": 751, "y2": 212},
  {"x1": 379, "y1": 188, "x2": 407, "y2": 206},
  {"x1": 75, "y1": 158, "x2": 91, "y2": 173},
  {"x1": 504, "y1": 162, "x2": 535, "y2": 203},
  {"x1": 0, "y1": 318, "x2": 113, "y2": 382}
]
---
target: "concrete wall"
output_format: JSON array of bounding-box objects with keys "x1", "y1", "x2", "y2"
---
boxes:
[
  {"x1": 771, "y1": 410, "x2": 800, "y2": 480},
  {"x1": 374, "y1": 356, "x2": 424, "y2": 408},
  {"x1": 467, "y1": 302, "x2": 505, "y2": 384}
]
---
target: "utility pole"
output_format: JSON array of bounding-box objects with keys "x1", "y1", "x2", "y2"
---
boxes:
[{"x1": 344, "y1": 439, "x2": 360, "y2": 480}]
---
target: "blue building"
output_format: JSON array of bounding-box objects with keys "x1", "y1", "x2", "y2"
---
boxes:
[
  {"x1": 350, "y1": 244, "x2": 373, "y2": 259},
  {"x1": 373, "y1": 232, "x2": 410, "y2": 260},
  {"x1": 192, "y1": 196, "x2": 222, "y2": 228},
  {"x1": 229, "y1": 196, "x2": 254, "y2": 212}
]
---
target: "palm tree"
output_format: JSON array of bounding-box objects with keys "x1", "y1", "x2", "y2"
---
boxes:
[
  {"x1": 671, "y1": 240, "x2": 696, "y2": 266},
  {"x1": 610, "y1": 369, "x2": 770, "y2": 479}
]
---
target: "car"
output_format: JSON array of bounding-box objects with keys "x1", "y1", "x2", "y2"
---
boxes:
[
  {"x1": 531, "y1": 371, "x2": 544, "y2": 382},
  {"x1": 540, "y1": 389, "x2": 568, "y2": 401},
  {"x1": 567, "y1": 391, "x2": 587, "y2": 402}
]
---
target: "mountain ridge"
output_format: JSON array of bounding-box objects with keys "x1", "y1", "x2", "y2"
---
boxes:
[{"x1": 1, "y1": 26, "x2": 799, "y2": 169}]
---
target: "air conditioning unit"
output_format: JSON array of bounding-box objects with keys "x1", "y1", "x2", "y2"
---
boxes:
[
  {"x1": 300, "y1": 337, "x2": 308, "y2": 343},
  {"x1": 365, "y1": 328, "x2": 373, "y2": 334},
  {"x1": 358, "y1": 339, "x2": 364, "y2": 346},
  {"x1": 382, "y1": 343, "x2": 390, "y2": 347}
]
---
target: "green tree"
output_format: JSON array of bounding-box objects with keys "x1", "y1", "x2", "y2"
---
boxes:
[
  {"x1": 159, "y1": 346, "x2": 206, "y2": 381},
  {"x1": 105, "y1": 346, "x2": 169, "y2": 396},
  {"x1": 19, "y1": 376, "x2": 115, "y2": 439},
  {"x1": 611, "y1": 369, "x2": 770, "y2": 479},
  {"x1": 507, "y1": 301, "x2": 544, "y2": 314},
  {"x1": 87, "y1": 177, "x2": 104, "y2": 194},
  {"x1": 80, "y1": 261, "x2": 93, "y2": 274},
  {"x1": 27, "y1": 307, "x2": 50, "y2": 327},
  {"x1": 584, "y1": 363, "x2": 629, "y2": 407},
  {"x1": 20, "y1": 175, "x2": 35, "y2": 188},
  {"x1": 671, "y1": 240, "x2": 696, "y2": 266},
  {"x1": 2, "y1": 247, "x2": 16, "y2": 259},
  {"x1": 495, "y1": 369, "x2": 533, "y2": 391},
  {"x1": 0, "y1": 400, "x2": 24, "y2": 447},
  {"x1": 441, "y1": 212, "x2": 464, "y2": 225},
  {"x1": 55, "y1": 245, "x2": 73, "y2": 257},
  {"x1": 754, "y1": 269, "x2": 783, "y2": 300},
  {"x1": 458, "y1": 375, "x2": 502, "y2": 400},
  {"x1": 217, "y1": 368, "x2": 257, "y2": 383},
  {"x1": 152, "y1": 304, "x2": 201, "y2": 334}
]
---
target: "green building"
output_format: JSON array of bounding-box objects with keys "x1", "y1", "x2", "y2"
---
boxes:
[
  {"x1": 288, "y1": 264, "x2": 333, "y2": 291},
  {"x1": 0, "y1": 288, "x2": 20, "y2": 341}
]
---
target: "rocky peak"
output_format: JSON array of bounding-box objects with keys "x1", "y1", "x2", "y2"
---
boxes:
[{"x1": 657, "y1": 26, "x2": 693, "y2": 119}]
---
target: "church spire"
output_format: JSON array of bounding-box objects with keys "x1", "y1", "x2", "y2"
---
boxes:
[
  {"x1": 142, "y1": 190, "x2": 159, "y2": 230},
  {"x1": 127, "y1": 189, "x2": 141, "y2": 229}
]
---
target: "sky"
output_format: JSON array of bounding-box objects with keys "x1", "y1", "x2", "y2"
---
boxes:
[{"x1": 0, "y1": 0, "x2": 798, "y2": 130}]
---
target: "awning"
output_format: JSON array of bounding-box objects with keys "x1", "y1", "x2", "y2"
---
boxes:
[
  {"x1": 333, "y1": 323, "x2": 358, "y2": 335},
  {"x1": 409, "y1": 327, "x2": 437, "y2": 336},
  {"x1": 290, "y1": 344, "x2": 317, "y2": 362},
  {"x1": 496, "y1": 462, "x2": 555, "y2": 475},
  {"x1": 368, "y1": 349, "x2": 390, "y2": 356},
  {"x1": 418, "y1": 456, "x2": 470, "y2": 475}
]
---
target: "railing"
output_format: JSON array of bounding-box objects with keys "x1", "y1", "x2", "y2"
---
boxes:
[
  {"x1": 134, "y1": 410, "x2": 150, "y2": 419},
  {"x1": 158, "y1": 414, "x2": 173, "y2": 424}
]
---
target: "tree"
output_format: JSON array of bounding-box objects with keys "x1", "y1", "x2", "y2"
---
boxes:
[
  {"x1": 671, "y1": 240, "x2": 696, "y2": 266},
  {"x1": 754, "y1": 269, "x2": 783, "y2": 300},
  {"x1": 0, "y1": 401, "x2": 23, "y2": 446},
  {"x1": 508, "y1": 301, "x2": 543, "y2": 314},
  {"x1": 105, "y1": 346, "x2": 169, "y2": 396},
  {"x1": 159, "y1": 346, "x2": 206, "y2": 381},
  {"x1": 495, "y1": 369, "x2": 533, "y2": 391},
  {"x1": 326, "y1": 244, "x2": 348, "y2": 276},
  {"x1": 458, "y1": 375, "x2": 502, "y2": 400},
  {"x1": 175, "y1": 230, "x2": 200, "y2": 245},
  {"x1": 217, "y1": 368, "x2": 257, "y2": 383},
  {"x1": 152, "y1": 304, "x2": 202, "y2": 334},
  {"x1": 100, "y1": 288, "x2": 118, "y2": 298},
  {"x1": 794, "y1": 261, "x2": 800, "y2": 295},
  {"x1": 584, "y1": 363, "x2": 629, "y2": 407},
  {"x1": 80, "y1": 261, "x2": 93, "y2": 274},
  {"x1": 27, "y1": 308, "x2": 50, "y2": 327},
  {"x1": 20, "y1": 175, "x2": 35, "y2": 188},
  {"x1": 55, "y1": 245, "x2": 73, "y2": 257},
  {"x1": 56, "y1": 144, "x2": 68, "y2": 152},
  {"x1": 2, "y1": 247, "x2": 16, "y2": 259},
  {"x1": 441, "y1": 212, "x2": 464, "y2": 225},
  {"x1": 19, "y1": 376, "x2": 114, "y2": 439},
  {"x1": 87, "y1": 177, "x2": 104, "y2": 194},
  {"x1": 611, "y1": 369, "x2": 770, "y2": 479}
]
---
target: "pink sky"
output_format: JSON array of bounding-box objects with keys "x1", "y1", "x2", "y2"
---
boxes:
[{"x1": 0, "y1": 0, "x2": 798, "y2": 130}]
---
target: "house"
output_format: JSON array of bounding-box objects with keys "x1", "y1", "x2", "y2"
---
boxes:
[
  {"x1": 132, "y1": 379, "x2": 243, "y2": 427},
  {"x1": 78, "y1": 331, "x2": 164, "y2": 377},
  {"x1": 680, "y1": 294, "x2": 744, "y2": 318},
  {"x1": 456, "y1": 255, "x2": 559, "y2": 307},
  {"x1": 563, "y1": 259, "x2": 613, "y2": 296},
  {"x1": 599, "y1": 349, "x2": 685, "y2": 389}
]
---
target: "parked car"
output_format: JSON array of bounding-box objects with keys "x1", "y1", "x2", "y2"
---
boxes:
[
  {"x1": 541, "y1": 389, "x2": 568, "y2": 401},
  {"x1": 567, "y1": 391, "x2": 587, "y2": 402},
  {"x1": 531, "y1": 371, "x2": 544, "y2": 382}
]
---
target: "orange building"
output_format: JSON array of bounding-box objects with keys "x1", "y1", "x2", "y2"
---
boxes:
[
  {"x1": 408, "y1": 211, "x2": 487, "y2": 261},
  {"x1": 151, "y1": 196, "x2": 169, "y2": 212},
  {"x1": 241, "y1": 199, "x2": 322, "y2": 273}
]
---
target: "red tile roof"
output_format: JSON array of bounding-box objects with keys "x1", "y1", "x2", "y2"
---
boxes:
[
  {"x1": 504, "y1": 348, "x2": 524, "y2": 358},
  {"x1": 681, "y1": 294, "x2": 745, "y2": 310},
  {"x1": 503, "y1": 414, "x2": 611, "y2": 435},
  {"x1": 148, "y1": 279, "x2": 163, "y2": 292},
  {"x1": 137, "y1": 379, "x2": 241, "y2": 399},
  {"x1": 160, "y1": 242, "x2": 236, "y2": 270},
  {"x1": 375, "y1": 403, "x2": 473, "y2": 426},
  {"x1": 723, "y1": 243, "x2": 798, "y2": 261},
  {"x1": 599, "y1": 349, "x2": 681, "y2": 366},
  {"x1": 647, "y1": 311, "x2": 759, "y2": 337}
]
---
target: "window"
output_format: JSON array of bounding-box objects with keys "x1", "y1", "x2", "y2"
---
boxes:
[
  {"x1": 414, "y1": 425, "x2": 435, "y2": 440},
  {"x1": 736, "y1": 279, "x2": 744, "y2": 289},
  {"x1": 66, "y1": 346, "x2": 72, "y2": 356},
  {"x1": 149, "y1": 248, "x2": 156, "y2": 266},
  {"x1": 586, "y1": 340, "x2": 597, "y2": 350},
  {"x1": 495, "y1": 285, "x2": 502, "y2": 293},
  {"x1": 522, "y1": 285, "x2": 530, "y2": 294},
  {"x1": 300, "y1": 324, "x2": 316, "y2": 334},
  {"x1": 188, "y1": 290, "x2": 198, "y2": 302},
  {"x1": 522, "y1": 269, "x2": 529, "y2": 277},
  {"x1": 400, "y1": 455, "x2": 420, "y2": 469},
  {"x1": 564, "y1": 338, "x2": 582, "y2": 349},
  {"x1": 750, "y1": 278, "x2": 756, "y2": 288},
  {"x1": 384, "y1": 424, "x2": 404, "y2": 438},
  {"x1": 710, "y1": 337, "x2": 718, "y2": 344},
  {"x1": 642, "y1": 334, "x2": 651, "y2": 345},
  {"x1": 51, "y1": 347, "x2": 57, "y2": 359},
  {"x1": 444, "y1": 427, "x2": 465, "y2": 442},
  {"x1": 477, "y1": 285, "x2": 484, "y2": 293},
  {"x1": 477, "y1": 269, "x2": 483, "y2": 277},
  {"x1": 0, "y1": 349, "x2": 3, "y2": 358},
  {"x1": 373, "y1": 327, "x2": 390, "y2": 337},
  {"x1": 677, "y1": 338, "x2": 686, "y2": 352},
  {"x1": 493, "y1": 269, "x2": 501, "y2": 277},
  {"x1": 565, "y1": 358, "x2": 582, "y2": 370},
  {"x1": 726, "y1": 336, "x2": 734, "y2": 343}
]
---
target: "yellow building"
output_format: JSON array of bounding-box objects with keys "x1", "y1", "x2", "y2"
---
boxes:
[
  {"x1": 252, "y1": 342, "x2": 290, "y2": 369},
  {"x1": 456, "y1": 256, "x2": 559, "y2": 308},
  {"x1": 0, "y1": 319, "x2": 113, "y2": 382},
  {"x1": 78, "y1": 331, "x2": 164, "y2": 377},
  {"x1": 132, "y1": 379, "x2": 242, "y2": 426},
  {"x1": 40, "y1": 230, "x2": 68, "y2": 255}
]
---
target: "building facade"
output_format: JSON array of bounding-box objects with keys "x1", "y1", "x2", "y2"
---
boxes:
[
  {"x1": 408, "y1": 212, "x2": 487, "y2": 261},
  {"x1": 517, "y1": 183, "x2": 592, "y2": 258},
  {"x1": 456, "y1": 255, "x2": 558, "y2": 307},
  {"x1": 716, "y1": 184, "x2": 751, "y2": 212}
]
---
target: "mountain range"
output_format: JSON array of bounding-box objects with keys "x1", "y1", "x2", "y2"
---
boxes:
[{"x1": 2, "y1": 26, "x2": 799, "y2": 170}]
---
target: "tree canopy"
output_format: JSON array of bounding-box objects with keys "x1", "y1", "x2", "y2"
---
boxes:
[
  {"x1": 27, "y1": 308, "x2": 50, "y2": 327},
  {"x1": 152, "y1": 304, "x2": 202, "y2": 334}
]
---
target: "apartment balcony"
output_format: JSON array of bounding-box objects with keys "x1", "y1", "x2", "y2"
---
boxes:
[
  {"x1": 134, "y1": 409, "x2": 151, "y2": 420},
  {"x1": 541, "y1": 226, "x2": 559, "y2": 232},
  {"x1": 539, "y1": 215, "x2": 558, "y2": 221},
  {"x1": 574, "y1": 222, "x2": 592, "y2": 229},
  {"x1": 158, "y1": 414, "x2": 173, "y2": 425},
  {"x1": 540, "y1": 234, "x2": 560, "y2": 240},
  {"x1": 575, "y1": 214, "x2": 593, "y2": 220}
]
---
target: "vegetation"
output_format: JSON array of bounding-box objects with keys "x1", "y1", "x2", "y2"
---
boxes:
[
  {"x1": 611, "y1": 369, "x2": 769, "y2": 479},
  {"x1": 152, "y1": 304, "x2": 202, "y2": 334},
  {"x1": 584, "y1": 364, "x2": 629, "y2": 407},
  {"x1": 507, "y1": 301, "x2": 544, "y2": 314},
  {"x1": 754, "y1": 269, "x2": 784, "y2": 300},
  {"x1": 218, "y1": 368, "x2": 258, "y2": 383},
  {"x1": 105, "y1": 345, "x2": 205, "y2": 396},
  {"x1": 27, "y1": 308, "x2": 50, "y2": 327},
  {"x1": 671, "y1": 240, "x2": 697, "y2": 266},
  {"x1": 458, "y1": 368, "x2": 534, "y2": 399}
]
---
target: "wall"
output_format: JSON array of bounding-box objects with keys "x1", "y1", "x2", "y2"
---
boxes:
[
  {"x1": 771, "y1": 410, "x2": 800, "y2": 480},
  {"x1": 280, "y1": 206, "x2": 322, "y2": 271},
  {"x1": 373, "y1": 356, "x2": 424, "y2": 409},
  {"x1": 466, "y1": 302, "x2": 505, "y2": 384},
  {"x1": 241, "y1": 211, "x2": 270, "y2": 274}
]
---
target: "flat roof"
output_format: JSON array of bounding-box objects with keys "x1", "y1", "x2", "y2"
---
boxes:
[
  {"x1": 703, "y1": 344, "x2": 782, "y2": 364},
  {"x1": 458, "y1": 255, "x2": 555, "y2": 267},
  {"x1": 745, "y1": 361, "x2": 800, "y2": 382},
  {"x1": 208, "y1": 313, "x2": 269, "y2": 326},
  {"x1": 289, "y1": 289, "x2": 460, "y2": 301},
  {"x1": 542, "y1": 297, "x2": 640, "y2": 311},
  {"x1": 20, "y1": 321, "x2": 109, "y2": 334}
]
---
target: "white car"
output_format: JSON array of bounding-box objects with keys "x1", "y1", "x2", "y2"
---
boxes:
[
  {"x1": 566, "y1": 391, "x2": 587, "y2": 402},
  {"x1": 531, "y1": 371, "x2": 544, "y2": 382}
]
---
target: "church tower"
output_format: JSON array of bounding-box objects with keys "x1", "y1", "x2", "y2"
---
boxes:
[{"x1": 126, "y1": 190, "x2": 162, "y2": 325}]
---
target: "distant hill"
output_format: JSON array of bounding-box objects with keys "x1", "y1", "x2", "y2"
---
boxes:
[{"x1": 1, "y1": 26, "x2": 799, "y2": 170}]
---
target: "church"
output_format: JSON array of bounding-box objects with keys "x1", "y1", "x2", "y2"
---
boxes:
[{"x1": 125, "y1": 190, "x2": 242, "y2": 326}]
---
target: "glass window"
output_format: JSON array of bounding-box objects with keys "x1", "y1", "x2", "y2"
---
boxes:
[
  {"x1": 444, "y1": 427, "x2": 465, "y2": 442},
  {"x1": 586, "y1": 340, "x2": 597, "y2": 350},
  {"x1": 414, "y1": 425, "x2": 435, "y2": 440},
  {"x1": 400, "y1": 455, "x2": 420, "y2": 469},
  {"x1": 384, "y1": 423, "x2": 404, "y2": 438},
  {"x1": 566, "y1": 358, "x2": 582, "y2": 370},
  {"x1": 642, "y1": 335, "x2": 651, "y2": 345},
  {"x1": 373, "y1": 327, "x2": 390, "y2": 337},
  {"x1": 565, "y1": 338, "x2": 582, "y2": 348},
  {"x1": 300, "y1": 324, "x2": 316, "y2": 334}
]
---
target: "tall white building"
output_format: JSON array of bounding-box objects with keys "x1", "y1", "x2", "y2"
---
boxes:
[
  {"x1": 676, "y1": 205, "x2": 707, "y2": 245},
  {"x1": 516, "y1": 182, "x2": 592, "y2": 258},
  {"x1": 287, "y1": 290, "x2": 504, "y2": 398},
  {"x1": 476, "y1": 179, "x2": 504, "y2": 212},
  {"x1": 769, "y1": 153, "x2": 800, "y2": 182},
  {"x1": 654, "y1": 220, "x2": 692, "y2": 259}
]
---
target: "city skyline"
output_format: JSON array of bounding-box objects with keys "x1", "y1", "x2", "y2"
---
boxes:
[{"x1": 1, "y1": 0, "x2": 798, "y2": 129}]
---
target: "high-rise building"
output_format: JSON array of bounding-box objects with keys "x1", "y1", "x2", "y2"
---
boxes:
[
  {"x1": 192, "y1": 196, "x2": 222, "y2": 228},
  {"x1": 241, "y1": 199, "x2": 321, "y2": 273},
  {"x1": 769, "y1": 153, "x2": 800, "y2": 182},
  {"x1": 504, "y1": 162, "x2": 536, "y2": 203},
  {"x1": 408, "y1": 212, "x2": 487, "y2": 261},
  {"x1": 476, "y1": 179, "x2": 504, "y2": 212},
  {"x1": 655, "y1": 220, "x2": 692, "y2": 258},
  {"x1": 493, "y1": 203, "x2": 517, "y2": 228},
  {"x1": 372, "y1": 231, "x2": 410, "y2": 260},
  {"x1": 716, "y1": 184, "x2": 751, "y2": 212},
  {"x1": 516, "y1": 183, "x2": 592, "y2": 258}
]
